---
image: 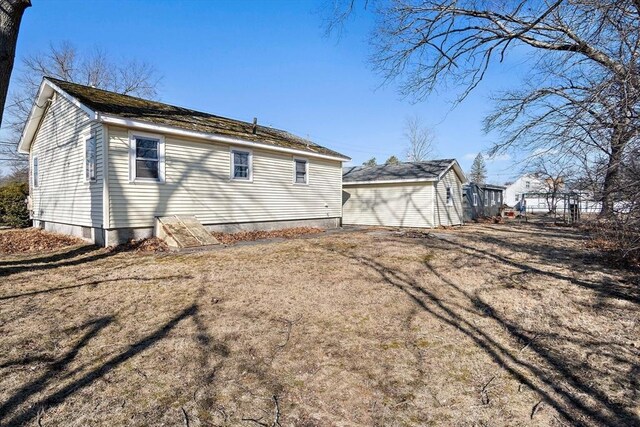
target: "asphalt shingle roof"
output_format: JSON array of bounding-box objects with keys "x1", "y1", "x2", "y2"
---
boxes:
[
  {"x1": 46, "y1": 77, "x2": 349, "y2": 159},
  {"x1": 342, "y1": 159, "x2": 456, "y2": 183}
]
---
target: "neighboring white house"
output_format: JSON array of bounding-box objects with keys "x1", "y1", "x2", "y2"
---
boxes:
[
  {"x1": 505, "y1": 174, "x2": 601, "y2": 213},
  {"x1": 341, "y1": 159, "x2": 466, "y2": 228},
  {"x1": 18, "y1": 78, "x2": 350, "y2": 246}
]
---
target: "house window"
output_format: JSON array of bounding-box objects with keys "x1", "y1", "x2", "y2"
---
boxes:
[
  {"x1": 484, "y1": 190, "x2": 488, "y2": 206},
  {"x1": 294, "y1": 158, "x2": 308, "y2": 184},
  {"x1": 446, "y1": 187, "x2": 453, "y2": 205},
  {"x1": 130, "y1": 133, "x2": 164, "y2": 182},
  {"x1": 525, "y1": 180, "x2": 530, "y2": 189},
  {"x1": 515, "y1": 193, "x2": 520, "y2": 202},
  {"x1": 473, "y1": 193, "x2": 478, "y2": 206},
  {"x1": 32, "y1": 156, "x2": 39, "y2": 188},
  {"x1": 231, "y1": 149, "x2": 252, "y2": 180},
  {"x1": 491, "y1": 191, "x2": 495, "y2": 206},
  {"x1": 85, "y1": 135, "x2": 97, "y2": 182}
]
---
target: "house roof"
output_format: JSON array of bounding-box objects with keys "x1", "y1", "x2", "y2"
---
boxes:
[
  {"x1": 464, "y1": 182, "x2": 506, "y2": 190},
  {"x1": 342, "y1": 159, "x2": 466, "y2": 185},
  {"x1": 18, "y1": 77, "x2": 349, "y2": 160}
]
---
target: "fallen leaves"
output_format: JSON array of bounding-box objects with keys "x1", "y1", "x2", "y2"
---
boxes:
[
  {"x1": 211, "y1": 227, "x2": 324, "y2": 245},
  {"x1": 0, "y1": 228, "x2": 84, "y2": 254}
]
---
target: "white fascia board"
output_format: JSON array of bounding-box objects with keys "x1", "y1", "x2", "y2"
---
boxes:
[
  {"x1": 18, "y1": 79, "x2": 97, "y2": 154},
  {"x1": 436, "y1": 160, "x2": 467, "y2": 183},
  {"x1": 342, "y1": 178, "x2": 437, "y2": 186},
  {"x1": 97, "y1": 114, "x2": 351, "y2": 162}
]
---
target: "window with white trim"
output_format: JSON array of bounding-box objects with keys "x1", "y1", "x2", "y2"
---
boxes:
[
  {"x1": 32, "y1": 156, "x2": 39, "y2": 188},
  {"x1": 85, "y1": 135, "x2": 97, "y2": 182},
  {"x1": 473, "y1": 193, "x2": 478, "y2": 206},
  {"x1": 484, "y1": 190, "x2": 488, "y2": 206},
  {"x1": 515, "y1": 193, "x2": 520, "y2": 202},
  {"x1": 525, "y1": 180, "x2": 531, "y2": 189},
  {"x1": 491, "y1": 191, "x2": 495, "y2": 206},
  {"x1": 231, "y1": 149, "x2": 251, "y2": 180},
  {"x1": 446, "y1": 187, "x2": 452, "y2": 205},
  {"x1": 294, "y1": 158, "x2": 308, "y2": 184},
  {"x1": 131, "y1": 134, "x2": 164, "y2": 182}
]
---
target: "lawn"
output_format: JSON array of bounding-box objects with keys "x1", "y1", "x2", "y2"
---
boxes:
[{"x1": 0, "y1": 223, "x2": 638, "y2": 426}]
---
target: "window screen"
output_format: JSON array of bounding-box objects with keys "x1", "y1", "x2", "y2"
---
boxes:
[
  {"x1": 135, "y1": 137, "x2": 159, "y2": 179},
  {"x1": 232, "y1": 150, "x2": 250, "y2": 179},
  {"x1": 295, "y1": 159, "x2": 307, "y2": 183}
]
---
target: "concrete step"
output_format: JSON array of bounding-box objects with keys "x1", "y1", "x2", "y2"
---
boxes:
[{"x1": 157, "y1": 215, "x2": 220, "y2": 248}]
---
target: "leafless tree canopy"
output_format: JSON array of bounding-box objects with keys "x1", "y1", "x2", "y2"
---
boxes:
[
  {"x1": 1, "y1": 41, "x2": 161, "y2": 173},
  {"x1": 404, "y1": 115, "x2": 435, "y2": 161},
  {"x1": 328, "y1": 1, "x2": 640, "y2": 216}
]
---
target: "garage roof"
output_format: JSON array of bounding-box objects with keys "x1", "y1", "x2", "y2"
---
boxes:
[{"x1": 342, "y1": 159, "x2": 466, "y2": 185}]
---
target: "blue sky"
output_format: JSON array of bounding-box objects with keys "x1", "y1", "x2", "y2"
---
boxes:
[{"x1": 4, "y1": 0, "x2": 529, "y2": 183}]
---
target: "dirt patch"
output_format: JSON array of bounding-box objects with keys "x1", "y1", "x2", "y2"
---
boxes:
[
  {"x1": 0, "y1": 228, "x2": 85, "y2": 254},
  {"x1": 211, "y1": 226, "x2": 324, "y2": 245}
]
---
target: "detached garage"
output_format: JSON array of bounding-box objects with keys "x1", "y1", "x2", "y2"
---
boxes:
[{"x1": 342, "y1": 159, "x2": 466, "y2": 228}]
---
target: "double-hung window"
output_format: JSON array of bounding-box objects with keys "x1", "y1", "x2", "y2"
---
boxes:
[
  {"x1": 294, "y1": 158, "x2": 308, "y2": 184},
  {"x1": 484, "y1": 190, "x2": 488, "y2": 206},
  {"x1": 491, "y1": 191, "x2": 495, "y2": 206},
  {"x1": 231, "y1": 149, "x2": 252, "y2": 180},
  {"x1": 32, "y1": 156, "x2": 39, "y2": 188},
  {"x1": 130, "y1": 133, "x2": 165, "y2": 182},
  {"x1": 473, "y1": 193, "x2": 478, "y2": 206},
  {"x1": 446, "y1": 187, "x2": 452, "y2": 205},
  {"x1": 85, "y1": 135, "x2": 97, "y2": 182}
]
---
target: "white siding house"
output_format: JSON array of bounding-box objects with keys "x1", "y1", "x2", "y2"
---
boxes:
[
  {"x1": 18, "y1": 78, "x2": 349, "y2": 246},
  {"x1": 342, "y1": 160, "x2": 466, "y2": 228}
]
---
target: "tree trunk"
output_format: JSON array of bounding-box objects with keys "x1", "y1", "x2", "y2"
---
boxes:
[
  {"x1": 0, "y1": 0, "x2": 31, "y2": 128},
  {"x1": 600, "y1": 134, "x2": 626, "y2": 217}
]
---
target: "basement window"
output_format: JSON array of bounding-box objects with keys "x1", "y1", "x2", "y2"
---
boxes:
[
  {"x1": 231, "y1": 149, "x2": 252, "y2": 181},
  {"x1": 130, "y1": 132, "x2": 165, "y2": 182},
  {"x1": 294, "y1": 158, "x2": 308, "y2": 184}
]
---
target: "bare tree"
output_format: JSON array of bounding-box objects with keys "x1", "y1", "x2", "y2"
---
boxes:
[
  {"x1": 1, "y1": 41, "x2": 161, "y2": 172},
  {"x1": 468, "y1": 153, "x2": 487, "y2": 184},
  {"x1": 328, "y1": 1, "x2": 640, "y2": 216},
  {"x1": 528, "y1": 155, "x2": 574, "y2": 214},
  {"x1": 404, "y1": 115, "x2": 435, "y2": 162},
  {"x1": 0, "y1": 0, "x2": 31, "y2": 128}
]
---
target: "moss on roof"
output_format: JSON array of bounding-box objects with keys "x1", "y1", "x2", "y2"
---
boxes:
[{"x1": 46, "y1": 77, "x2": 348, "y2": 159}]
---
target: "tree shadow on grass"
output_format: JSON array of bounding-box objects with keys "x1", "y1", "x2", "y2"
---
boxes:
[
  {"x1": 322, "y1": 239, "x2": 639, "y2": 426},
  {"x1": 0, "y1": 245, "x2": 119, "y2": 278},
  {"x1": 0, "y1": 274, "x2": 194, "y2": 301},
  {"x1": 0, "y1": 304, "x2": 197, "y2": 426}
]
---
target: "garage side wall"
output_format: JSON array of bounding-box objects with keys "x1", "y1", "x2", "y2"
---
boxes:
[
  {"x1": 342, "y1": 182, "x2": 435, "y2": 228},
  {"x1": 435, "y1": 168, "x2": 464, "y2": 226}
]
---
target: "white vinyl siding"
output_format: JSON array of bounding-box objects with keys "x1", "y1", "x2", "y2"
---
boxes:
[
  {"x1": 435, "y1": 168, "x2": 464, "y2": 226},
  {"x1": 30, "y1": 94, "x2": 103, "y2": 227},
  {"x1": 106, "y1": 127, "x2": 342, "y2": 228},
  {"x1": 342, "y1": 182, "x2": 436, "y2": 228}
]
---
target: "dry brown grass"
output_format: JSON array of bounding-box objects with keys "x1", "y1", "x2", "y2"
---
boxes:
[{"x1": 0, "y1": 223, "x2": 638, "y2": 426}]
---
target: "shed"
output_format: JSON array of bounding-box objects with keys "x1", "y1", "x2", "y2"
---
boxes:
[
  {"x1": 463, "y1": 183, "x2": 505, "y2": 221},
  {"x1": 341, "y1": 159, "x2": 466, "y2": 228}
]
